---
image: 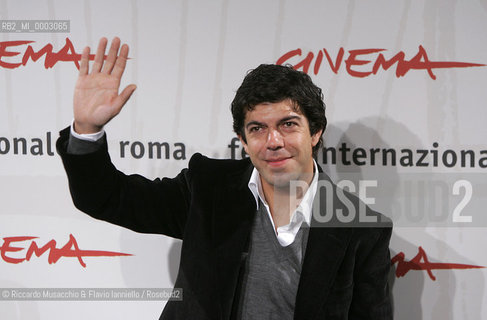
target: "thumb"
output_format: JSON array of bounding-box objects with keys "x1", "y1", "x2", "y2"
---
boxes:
[{"x1": 114, "y1": 84, "x2": 137, "y2": 113}]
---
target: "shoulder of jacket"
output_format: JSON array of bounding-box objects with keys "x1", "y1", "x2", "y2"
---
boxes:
[
  {"x1": 188, "y1": 152, "x2": 252, "y2": 176},
  {"x1": 314, "y1": 173, "x2": 392, "y2": 239}
]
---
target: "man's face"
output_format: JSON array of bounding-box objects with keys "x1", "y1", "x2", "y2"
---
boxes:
[{"x1": 239, "y1": 100, "x2": 322, "y2": 190}]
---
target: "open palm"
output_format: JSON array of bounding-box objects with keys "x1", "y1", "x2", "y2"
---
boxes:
[{"x1": 73, "y1": 37, "x2": 136, "y2": 134}]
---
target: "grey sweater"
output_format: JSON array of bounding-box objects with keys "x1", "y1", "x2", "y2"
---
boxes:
[{"x1": 238, "y1": 200, "x2": 310, "y2": 320}]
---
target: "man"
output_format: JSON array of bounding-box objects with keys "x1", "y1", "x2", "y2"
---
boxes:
[{"x1": 57, "y1": 37, "x2": 393, "y2": 319}]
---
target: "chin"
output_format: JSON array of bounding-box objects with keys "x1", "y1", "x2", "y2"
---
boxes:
[{"x1": 263, "y1": 171, "x2": 302, "y2": 189}]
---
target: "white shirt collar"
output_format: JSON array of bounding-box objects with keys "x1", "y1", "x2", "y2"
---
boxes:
[{"x1": 247, "y1": 160, "x2": 319, "y2": 246}]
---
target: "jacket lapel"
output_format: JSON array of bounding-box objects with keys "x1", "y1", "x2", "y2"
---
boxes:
[
  {"x1": 212, "y1": 160, "x2": 256, "y2": 320},
  {"x1": 294, "y1": 225, "x2": 352, "y2": 319},
  {"x1": 294, "y1": 171, "x2": 354, "y2": 320}
]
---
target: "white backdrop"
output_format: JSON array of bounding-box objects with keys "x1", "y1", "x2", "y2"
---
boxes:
[{"x1": 1, "y1": 0, "x2": 486, "y2": 319}]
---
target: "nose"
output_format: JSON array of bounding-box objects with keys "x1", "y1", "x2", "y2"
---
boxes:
[{"x1": 266, "y1": 128, "x2": 284, "y2": 150}]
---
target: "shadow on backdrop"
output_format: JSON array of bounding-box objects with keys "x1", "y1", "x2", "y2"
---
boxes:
[{"x1": 321, "y1": 118, "x2": 483, "y2": 319}]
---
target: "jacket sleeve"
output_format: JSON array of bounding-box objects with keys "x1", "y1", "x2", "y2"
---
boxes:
[{"x1": 56, "y1": 126, "x2": 193, "y2": 239}]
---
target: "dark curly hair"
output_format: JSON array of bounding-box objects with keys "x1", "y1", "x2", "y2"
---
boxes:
[{"x1": 231, "y1": 64, "x2": 327, "y2": 156}]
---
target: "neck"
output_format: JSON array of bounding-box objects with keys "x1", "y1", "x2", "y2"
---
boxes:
[{"x1": 261, "y1": 169, "x2": 314, "y2": 230}]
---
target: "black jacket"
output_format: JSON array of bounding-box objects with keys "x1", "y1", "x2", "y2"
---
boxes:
[{"x1": 57, "y1": 127, "x2": 393, "y2": 320}]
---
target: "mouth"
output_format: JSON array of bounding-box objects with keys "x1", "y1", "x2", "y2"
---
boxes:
[{"x1": 265, "y1": 157, "x2": 291, "y2": 167}]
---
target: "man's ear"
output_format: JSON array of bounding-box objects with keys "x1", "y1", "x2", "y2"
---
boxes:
[
  {"x1": 238, "y1": 134, "x2": 249, "y2": 154},
  {"x1": 311, "y1": 129, "x2": 324, "y2": 147}
]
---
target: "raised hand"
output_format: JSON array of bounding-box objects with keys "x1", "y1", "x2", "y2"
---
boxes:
[{"x1": 73, "y1": 37, "x2": 136, "y2": 134}]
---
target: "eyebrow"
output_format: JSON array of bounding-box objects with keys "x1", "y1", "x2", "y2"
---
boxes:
[
  {"x1": 245, "y1": 115, "x2": 303, "y2": 129},
  {"x1": 278, "y1": 115, "x2": 302, "y2": 124},
  {"x1": 245, "y1": 121, "x2": 265, "y2": 129}
]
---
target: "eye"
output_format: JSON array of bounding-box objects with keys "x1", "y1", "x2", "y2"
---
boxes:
[
  {"x1": 249, "y1": 126, "x2": 262, "y2": 133},
  {"x1": 283, "y1": 121, "x2": 297, "y2": 128}
]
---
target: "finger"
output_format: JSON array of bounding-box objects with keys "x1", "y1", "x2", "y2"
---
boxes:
[
  {"x1": 79, "y1": 46, "x2": 90, "y2": 76},
  {"x1": 91, "y1": 37, "x2": 108, "y2": 74},
  {"x1": 113, "y1": 84, "x2": 137, "y2": 112},
  {"x1": 102, "y1": 37, "x2": 121, "y2": 74},
  {"x1": 112, "y1": 43, "x2": 129, "y2": 78}
]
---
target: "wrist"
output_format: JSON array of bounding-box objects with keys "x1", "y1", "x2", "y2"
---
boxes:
[
  {"x1": 73, "y1": 121, "x2": 103, "y2": 134},
  {"x1": 70, "y1": 119, "x2": 105, "y2": 142}
]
